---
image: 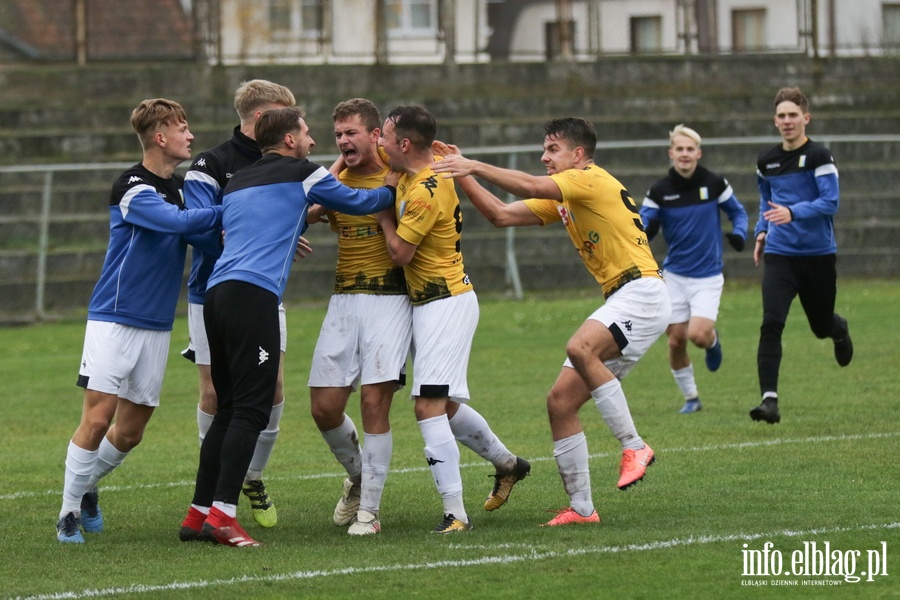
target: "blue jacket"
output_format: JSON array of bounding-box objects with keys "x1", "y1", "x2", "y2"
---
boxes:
[
  {"x1": 754, "y1": 139, "x2": 839, "y2": 256},
  {"x1": 640, "y1": 165, "x2": 748, "y2": 278},
  {"x1": 183, "y1": 126, "x2": 260, "y2": 303},
  {"x1": 208, "y1": 154, "x2": 396, "y2": 301},
  {"x1": 87, "y1": 164, "x2": 222, "y2": 330}
]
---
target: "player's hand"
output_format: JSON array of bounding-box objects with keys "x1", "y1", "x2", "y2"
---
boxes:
[
  {"x1": 763, "y1": 201, "x2": 793, "y2": 225},
  {"x1": 384, "y1": 170, "x2": 401, "y2": 188},
  {"x1": 432, "y1": 154, "x2": 475, "y2": 179},
  {"x1": 726, "y1": 232, "x2": 745, "y2": 252},
  {"x1": 432, "y1": 140, "x2": 461, "y2": 157},
  {"x1": 307, "y1": 204, "x2": 329, "y2": 225},
  {"x1": 294, "y1": 235, "x2": 313, "y2": 260},
  {"x1": 753, "y1": 232, "x2": 766, "y2": 267}
]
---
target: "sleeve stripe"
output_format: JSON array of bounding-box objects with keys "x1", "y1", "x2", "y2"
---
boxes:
[
  {"x1": 119, "y1": 183, "x2": 156, "y2": 219},
  {"x1": 815, "y1": 163, "x2": 839, "y2": 178},
  {"x1": 185, "y1": 170, "x2": 221, "y2": 191},
  {"x1": 717, "y1": 184, "x2": 735, "y2": 203},
  {"x1": 303, "y1": 166, "x2": 331, "y2": 195}
]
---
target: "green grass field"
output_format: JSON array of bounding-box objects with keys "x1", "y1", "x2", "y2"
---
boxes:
[{"x1": 1, "y1": 279, "x2": 897, "y2": 599}]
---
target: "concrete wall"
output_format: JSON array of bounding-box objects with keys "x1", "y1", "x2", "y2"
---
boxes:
[{"x1": 0, "y1": 55, "x2": 897, "y2": 322}]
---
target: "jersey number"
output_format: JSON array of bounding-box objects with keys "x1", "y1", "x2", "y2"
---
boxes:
[{"x1": 620, "y1": 190, "x2": 646, "y2": 234}]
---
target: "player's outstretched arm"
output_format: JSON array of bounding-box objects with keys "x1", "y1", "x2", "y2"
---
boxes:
[
  {"x1": 431, "y1": 142, "x2": 542, "y2": 228},
  {"x1": 433, "y1": 154, "x2": 560, "y2": 201}
]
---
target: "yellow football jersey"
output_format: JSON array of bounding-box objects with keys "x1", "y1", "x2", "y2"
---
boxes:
[
  {"x1": 524, "y1": 164, "x2": 661, "y2": 298},
  {"x1": 395, "y1": 164, "x2": 473, "y2": 305},
  {"x1": 328, "y1": 165, "x2": 406, "y2": 294}
]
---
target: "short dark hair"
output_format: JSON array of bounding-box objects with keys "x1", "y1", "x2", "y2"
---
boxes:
[
  {"x1": 255, "y1": 106, "x2": 306, "y2": 152},
  {"x1": 543, "y1": 117, "x2": 597, "y2": 157},
  {"x1": 774, "y1": 87, "x2": 809, "y2": 113},
  {"x1": 386, "y1": 105, "x2": 436, "y2": 151},
  {"x1": 333, "y1": 98, "x2": 382, "y2": 132}
]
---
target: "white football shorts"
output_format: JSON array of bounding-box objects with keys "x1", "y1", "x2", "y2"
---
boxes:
[
  {"x1": 409, "y1": 291, "x2": 478, "y2": 403},
  {"x1": 78, "y1": 320, "x2": 171, "y2": 407},
  {"x1": 564, "y1": 277, "x2": 671, "y2": 379},
  {"x1": 187, "y1": 300, "x2": 287, "y2": 365},
  {"x1": 663, "y1": 270, "x2": 724, "y2": 324},
  {"x1": 308, "y1": 293, "x2": 412, "y2": 389}
]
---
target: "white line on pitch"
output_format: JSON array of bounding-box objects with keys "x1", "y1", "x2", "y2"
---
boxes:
[{"x1": 12, "y1": 521, "x2": 899, "y2": 600}]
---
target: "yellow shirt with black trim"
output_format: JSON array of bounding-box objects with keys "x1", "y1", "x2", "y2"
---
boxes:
[
  {"x1": 523, "y1": 164, "x2": 661, "y2": 298},
  {"x1": 395, "y1": 164, "x2": 473, "y2": 305},
  {"x1": 327, "y1": 165, "x2": 407, "y2": 294}
]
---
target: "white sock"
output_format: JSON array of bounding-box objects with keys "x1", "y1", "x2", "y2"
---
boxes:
[
  {"x1": 246, "y1": 401, "x2": 283, "y2": 481},
  {"x1": 197, "y1": 406, "x2": 214, "y2": 446},
  {"x1": 321, "y1": 414, "x2": 361, "y2": 480},
  {"x1": 87, "y1": 436, "x2": 129, "y2": 489},
  {"x1": 552, "y1": 432, "x2": 594, "y2": 517},
  {"x1": 212, "y1": 501, "x2": 236, "y2": 518},
  {"x1": 61, "y1": 441, "x2": 97, "y2": 518},
  {"x1": 671, "y1": 365, "x2": 699, "y2": 401},
  {"x1": 592, "y1": 379, "x2": 644, "y2": 451},
  {"x1": 418, "y1": 414, "x2": 465, "y2": 521},
  {"x1": 448, "y1": 403, "x2": 516, "y2": 472},
  {"x1": 359, "y1": 431, "x2": 392, "y2": 514}
]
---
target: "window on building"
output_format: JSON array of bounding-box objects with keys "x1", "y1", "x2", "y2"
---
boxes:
[
  {"x1": 386, "y1": 0, "x2": 437, "y2": 35},
  {"x1": 732, "y1": 9, "x2": 766, "y2": 52},
  {"x1": 631, "y1": 16, "x2": 662, "y2": 53},
  {"x1": 884, "y1": 3, "x2": 900, "y2": 52},
  {"x1": 269, "y1": 0, "x2": 323, "y2": 38}
]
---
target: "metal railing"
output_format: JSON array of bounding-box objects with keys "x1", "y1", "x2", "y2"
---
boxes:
[{"x1": 1, "y1": 134, "x2": 898, "y2": 322}]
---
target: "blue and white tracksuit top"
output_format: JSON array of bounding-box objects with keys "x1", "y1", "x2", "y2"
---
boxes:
[
  {"x1": 754, "y1": 138, "x2": 839, "y2": 257},
  {"x1": 207, "y1": 153, "x2": 396, "y2": 301},
  {"x1": 183, "y1": 126, "x2": 260, "y2": 304},
  {"x1": 87, "y1": 163, "x2": 223, "y2": 330},
  {"x1": 640, "y1": 165, "x2": 748, "y2": 278}
]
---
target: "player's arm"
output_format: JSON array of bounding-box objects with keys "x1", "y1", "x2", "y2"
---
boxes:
[
  {"x1": 433, "y1": 154, "x2": 562, "y2": 201},
  {"x1": 752, "y1": 169, "x2": 771, "y2": 267},
  {"x1": 305, "y1": 166, "x2": 396, "y2": 215},
  {"x1": 432, "y1": 142, "x2": 542, "y2": 227},
  {"x1": 122, "y1": 184, "x2": 222, "y2": 234},
  {"x1": 375, "y1": 208, "x2": 417, "y2": 266},
  {"x1": 183, "y1": 172, "x2": 220, "y2": 210},
  {"x1": 638, "y1": 197, "x2": 662, "y2": 241},
  {"x1": 719, "y1": 185, "x2": 748, "y2": 251},
  {"x1": 789, "y1": 163, "x2": 840, "y2": 220},
  {"x1": 456, "y1": 174, "x2": 543, "y2": 228}
]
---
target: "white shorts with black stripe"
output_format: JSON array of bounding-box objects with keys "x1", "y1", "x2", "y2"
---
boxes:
[
  {"x1": 563, "y1": 277, "x2": 671, "y2": 380},
  {"x1": 77, "y1": 320, "x2": 170, "y2": 407},
  {"x1": 410, "y1": 291, "x2": 478, "y2": 403}
]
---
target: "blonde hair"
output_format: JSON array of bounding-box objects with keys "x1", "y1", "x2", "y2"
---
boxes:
[
  {"x1": 234, "y1": 80, "x2": 296, "y2": 121},
  {"x1": 669, "y1": 123, "x2": 701, "y2": 147},
  {"x1": 130, "y1": 98, "x2": 187, "y2": 149}
]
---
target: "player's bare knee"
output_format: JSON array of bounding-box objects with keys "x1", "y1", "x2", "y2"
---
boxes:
[{"x1": 310, "y1": 401, "x2": 342, "y2": 431}]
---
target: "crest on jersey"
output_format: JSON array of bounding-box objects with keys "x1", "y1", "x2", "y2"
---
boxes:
[{"x1": 557, "y1": 205, "x2": 570, "y2": 226}]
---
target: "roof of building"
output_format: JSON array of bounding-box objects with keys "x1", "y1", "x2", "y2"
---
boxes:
[{"x1": 0, "y1": 0, "x2": 195, "y2": 61}]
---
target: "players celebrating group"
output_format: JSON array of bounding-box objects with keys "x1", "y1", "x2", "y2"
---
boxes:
[{"x1": 56, "y1": 83, "x2": 851, "y2": 546}]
